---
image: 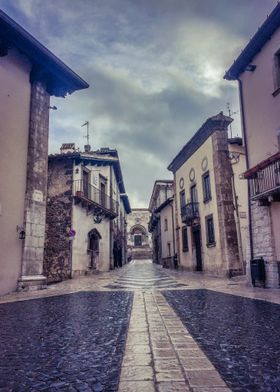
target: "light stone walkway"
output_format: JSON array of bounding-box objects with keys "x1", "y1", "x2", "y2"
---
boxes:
[{"x1": 118, "y1": 291, "x2": 231, "y2": 392}]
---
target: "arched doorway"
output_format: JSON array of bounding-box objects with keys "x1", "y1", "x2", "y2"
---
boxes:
[
  {"x1": 130, "y1": 225, "x2": 147, "y2": 247},
  {"x1": 88, "y1": 229, "x2": 101, "y2": 270}
]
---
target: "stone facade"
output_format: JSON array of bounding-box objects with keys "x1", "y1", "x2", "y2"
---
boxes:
[
  {"x1": 44, "y1": 148, "x2": 131, "y2": 281},
  {"x1": 127, "y1": 209, "x2": 152, "y2": 260},
  {"x1": 247, "y1": 201, "x2": 279, "y2": 287},
  {"x1": 43, "y1": 159, "x2": 73, "y2": 283}
]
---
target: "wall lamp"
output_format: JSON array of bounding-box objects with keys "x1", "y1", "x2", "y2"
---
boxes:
[{"x1": 48, "y1": 105, "x2": 57, "y2": 110}]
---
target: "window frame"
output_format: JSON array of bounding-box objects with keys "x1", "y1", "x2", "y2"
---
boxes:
[
  {"x1": 202, "y1": 171, "x2": 212, "y2": 203},
  {"x1": 164, "y1": 218, "x2": 168, "y2": 231},
  {"x1": 182, "y1": 225, "x2": 189, "y2": 252},
  {"x1": 205, "y1": 214, "x2": 216, "y2": 247}
]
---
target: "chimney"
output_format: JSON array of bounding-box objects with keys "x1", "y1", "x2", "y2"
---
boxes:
[{"x1": 60, "y1": 143, "x2": 75, "y2": 154}]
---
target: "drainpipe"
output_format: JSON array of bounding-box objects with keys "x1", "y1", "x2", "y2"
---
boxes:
[
  {"x1": 171, "y1": 199, "x2": 176, "y2": 259},
  {"x1": 238, "y1": 77, "x2": 254, "y2": 260}
]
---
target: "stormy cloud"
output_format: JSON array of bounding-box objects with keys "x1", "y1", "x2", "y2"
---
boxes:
[{"x1": 0, "y1": 0, "x2": 276, "y2": 206}]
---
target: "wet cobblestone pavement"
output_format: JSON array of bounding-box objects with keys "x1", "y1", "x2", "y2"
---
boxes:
[
  {"x1": 0, "y1": 291, "x2": 132, "y2": 392},
  {"x1": 164, "y1": 289, "x2": 280, "y2": 392}
]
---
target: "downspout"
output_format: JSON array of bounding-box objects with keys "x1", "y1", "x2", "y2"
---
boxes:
[
  {"x1": 109, "y1": 165, "x2": 113, "y2": 269},
  {"x1": 238, "y1": 77, "x2": 254, "y2": 260},
  {"x1": 171, "y1": 199, "x2": 176, "y2": 259}
]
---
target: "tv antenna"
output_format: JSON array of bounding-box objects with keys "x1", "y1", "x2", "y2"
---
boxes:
[
  {"x1": 226, "y1": 103, "x2": 238, "y2": 138},
  {"x1": 81, "y1": 121, "x2": 92, "y2": 152}
]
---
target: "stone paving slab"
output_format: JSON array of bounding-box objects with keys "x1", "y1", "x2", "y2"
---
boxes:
[{"x1": 118, "y1": 291, "x2": 231, "y2": 391}]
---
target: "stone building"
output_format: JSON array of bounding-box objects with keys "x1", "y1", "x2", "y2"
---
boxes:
[
  {"x1": 168, "y1": 112, "x2": 248, "y2": 277},
  {"x1": 148, "y1": 180, "x2": 176, "y2": 268},
  {"x1": 224, "y1": 3, "x2": 280, "y2": 287},
  {"x1": 44, "y1": 145, "x2": 131, "y2": 283},
  {"x1": 127, "y1": 209, "x2": 152, "y2": 260},
  {"x1": 0, "y1": 10, "x2": 88, "y2": 295}
]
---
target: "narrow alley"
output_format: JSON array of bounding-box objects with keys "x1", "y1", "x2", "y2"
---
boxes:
[{"x1": 1, "y1": 260, "x2": 280, "y2": 392}]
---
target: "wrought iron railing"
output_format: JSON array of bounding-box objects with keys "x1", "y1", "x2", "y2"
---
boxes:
[
  {"x1": 181, "y1": 202, "x2": 199, "y2": 224},
  {"x1": 73, "y1": 180, "x2": 119, "y2": 216},
  {"x1": 248, "y1": 158, "x2": 280, "y2": 199}
]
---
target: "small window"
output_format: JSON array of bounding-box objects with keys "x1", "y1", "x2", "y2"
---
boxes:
[
  {"x1": 190, "y1": 184, "x2": 197, "y2": 203},
  {"x1": 206, "y1": 214, "x2": 215, "y2": 246},
  {"x1": 182, "y1": 226, "x2": 188, "y2": 252},
  {"x1": 164, "y1": 218, "x2": 168, "y2": 231},
  {"x1": 167, "y1": 243, "x2": 171, "y2": 257},
  {"x1": 180, "y1": 190, "x2": 186, "y2": 208},
  {"x1": 274, "y1": 50, "x2": 280, "y2": 91},
  {"x1": 202, "y1": 171, "x2": 211, "y2": 203}
]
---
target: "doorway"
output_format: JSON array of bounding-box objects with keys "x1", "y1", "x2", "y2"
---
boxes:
[
  {"x1": 192, "y1": 225, "x2": 202, "y2": 271},
  {"x1": 88, "y1": 229, "x2": 101, "y2": 270}
]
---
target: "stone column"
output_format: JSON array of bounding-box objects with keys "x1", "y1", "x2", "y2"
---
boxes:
[
  {"x1": 212, "y1": 130, "x2": 242, "y2": 277},
  {"x1": 18, "y1": 80, "x2": 50, "y2": 291}
]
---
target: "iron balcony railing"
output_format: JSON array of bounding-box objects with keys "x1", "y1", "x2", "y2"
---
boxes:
[
  {"x1": 247, "y1": 157, "x2": 280, "y2": 200},
  {"x1": 181, "y1": 202, "x2": 199, "y2": 225},
  {"x1": 73, "y1": 179, "x2": 119, "y2": 216}
]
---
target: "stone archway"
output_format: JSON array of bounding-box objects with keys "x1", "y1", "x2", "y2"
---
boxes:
[{"x1": 130, "y1": 224, "x2": 147, "y2": 247}]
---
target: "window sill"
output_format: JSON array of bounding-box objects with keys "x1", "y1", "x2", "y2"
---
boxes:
[
  {"x1": 206, "y1": 242, "x2": 216, "y2": 248},
  {"x1": 182, "y1": 248, "x2": 189, "y2": 253},
  {"x1": 203, "y1": 197, "x2": 212, "y2": 204},
  {"x1": 272, "y1": 87, "x2": 280, "y2": 97}
]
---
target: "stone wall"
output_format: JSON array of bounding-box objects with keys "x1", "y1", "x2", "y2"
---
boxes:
[
  {"x1": 18, "y1": 80, "x2": 50, "y2": 291},
  {"x1": 247, "y1": 201, "x2": 278, "y2": 287},
  {"x1": 212, "y1": 130, "x2": 242, "y2": 277},
  {"x1": 43, "y1": 159, "x2": 73, "y2": 283}
]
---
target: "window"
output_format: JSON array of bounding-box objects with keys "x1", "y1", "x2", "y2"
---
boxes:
[
  {"x1": 180, "y1": 190, "x2": 186, "y2": 208},
  {"x1": 274, "y1": 50, "x2": 280, "y2": 91},
  {"x1": 182, "y1": 226, "x2": 188, "y2": 252},
  {"x1": 205, "y1": 214, "x2": 215, "y2": 246},
  {"x1": 202, "y1": 171, "x2": 211, "y2": 202},
  {"x1": 167, "y1": 243, "x2": 171, "y2": 257},
  {"x1": 190, "y1": 184, "x2": 197, "y2": 203},
  {"x1": 164, "y1": 218, "x2": 168, "y2": 231}
]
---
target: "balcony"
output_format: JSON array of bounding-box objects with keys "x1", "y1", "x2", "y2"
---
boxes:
[
  {"x1": 181, "y1": 202, "x2": 199, "y2": 226},
  {"x1": 244, "y1": 152, "x2": 280, "y2": 202},
  {"x1": 73, "y1": 180, "x2": 119, "y2": 219},
  {"x1": 148, "y1": 212, "x2": 160, "y2": 232}
]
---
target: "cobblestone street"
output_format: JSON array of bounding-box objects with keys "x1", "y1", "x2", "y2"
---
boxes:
[{"x1": 0, "y1": 260, "x2": 280, "y2": 391}]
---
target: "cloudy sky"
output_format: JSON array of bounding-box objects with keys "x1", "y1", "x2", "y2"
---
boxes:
[{"x1": 0, "y1": 0, "x2": 277, "y2": 207}]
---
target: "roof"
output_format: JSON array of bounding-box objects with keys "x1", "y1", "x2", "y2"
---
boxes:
[
  {"x1": 0, "y1": 9, "x2": 89, "y2": 96},
  {"x1": 148, "y1": 180, "x2": 174, "y2": 211},
  {"x1": 167, "y1": 112, "x2": 233, "y2": 173},
  {"x1": 224, "y1": 3, "x2": 280, "y2": 80},
  {"x1": 243, "y1": 151, "x2": 280, "y2": 179},
  {"x1": 49, "y1": 149, "x2": 126, "y2": 194},
  {"x1": 154, "y1": 196, "x2": 173, "y2": 214},
  {"x1": 228, "y1": 137, "x2": 243, "y2": 146},
  {"x1": 120, "y1": 194, "x2": 132, "y2": 214}
]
